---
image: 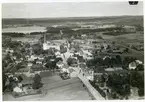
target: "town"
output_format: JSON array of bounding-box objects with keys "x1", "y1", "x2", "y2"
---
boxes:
[
  {"x1": 2, "y1": 18, "x2": 144, "y2": 100},
  {"x1": 2, "y1": 2, "x2": 144, "y2": 100}
]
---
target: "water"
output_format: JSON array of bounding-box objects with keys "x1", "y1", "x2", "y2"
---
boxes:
[{"x1": 2, "y1": 26, "x2": 46, "y2": 34}]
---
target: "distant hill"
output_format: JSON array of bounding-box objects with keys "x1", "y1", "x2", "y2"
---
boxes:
[{"x1": 2, "y1": 15, "x2": 143, "y2": 26}]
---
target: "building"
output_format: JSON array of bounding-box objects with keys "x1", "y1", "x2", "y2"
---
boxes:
[
  {"x1": 85, "y1": 69, "x2": 94, "y2": 81},
  {"x1": 43, "y1": 43, "x2": 60, "y2": 50},
  {"x1": 135, "y1": 60, "x2": 143, "y2": 65},
  {"x1": 129, "y1": 62, "x2": 137, "y2": 70},
  {"x1": 96, "y1": 24, "x2": 116, "y2": 29},
  {"x1": 13, "y1": 86, "x2": 23, "y2": 93},
  {"x1": 36, "y1": 60, "x2": 43, "y2": 64},
  {"x1": 6, "y1": 48, "x2": 14, "y2": 53},
  {"x1": 81, "y1": 49, "x2": 93, "y2": 60},
  {"x1": 123, "y1": 26, "x2": 136, "y2": 32},
  {"x1": 56, "y1": 61, "x2": 65, "y2": 69},
  {"x1": 94, "y1": 73, "x2": 104, "y2": 82},
  {"x1": 60, "y1": 44, "x2": 68, "y2": 53}
]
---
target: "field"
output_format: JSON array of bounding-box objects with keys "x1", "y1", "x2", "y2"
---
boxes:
[{"x1": 3, "y1": 75, "x2": 92, "y2": 101}]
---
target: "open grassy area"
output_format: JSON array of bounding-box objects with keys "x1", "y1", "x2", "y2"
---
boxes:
[{"x1": 3, "y1": 74, "x2": 92, "y2": 101}]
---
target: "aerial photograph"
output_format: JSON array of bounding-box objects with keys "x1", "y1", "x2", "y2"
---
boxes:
[{"x1": 2, "y1": 2, "x2": 144, "y2": 100}]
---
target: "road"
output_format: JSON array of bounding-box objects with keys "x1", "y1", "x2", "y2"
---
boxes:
[{"x1": 78, "y1": 73, "x2": 105, "y2": 100}]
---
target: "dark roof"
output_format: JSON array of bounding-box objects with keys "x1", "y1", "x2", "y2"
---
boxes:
[
  {"x1": 31, "y1": 64, "x2": 46, "y2": 71},
  {"x1": 16, "y1": 68, "x2": 29, "y2": 72}
]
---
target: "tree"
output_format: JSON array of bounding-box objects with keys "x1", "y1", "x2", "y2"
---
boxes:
[
  {"x1": 73, "y1": 43, "x2": 80, "y2": 52},
  {"x1": 67, "y1": 57, "x2": 77, "y2": 66},
  {"x1": 25, "y1": 43, "x2": 30, "y2": 48},
  {"x1": 107, "y1": 73, "x2": 131, "y2": 97},
  {"x1": 7, "y1": 76, "x2": 18, "y2": 92},
  {"x1": 115, "y1": 55, "x2": 122, "y2": 65},
  {"x1": 136, "y1": 64, "x2": 144, "y2": 71},
  {"x1": 67, "y1": 57, "x2": 73, "y2": 66},
  {"x1": 3, "y1": 72, "x2": 7, "y2": 92},
  {"x1": 103, "y1": 57, "x2": 111, "y2": 67},
  {"x1": 55, "y1": 57, "x2": 63, "y2": 63},
  {"x1": 122, "y1": 57, "x2": 130, "y2": 68},
  {"x1": 138, "y1": 88, "x2": 144, "y2": 96},
  {"x1": 60, "y1": 44, "x2": 67, "y2": 53},
  {"x1": 13, "y1": 51, "x2": 21, "y2": 59},
  {"x1": 101, "y1": 46, "x2": 104, "y2": 50},
  {"x1": 21, "y1": 48, "x2": 26, "y2": 53},
  {"x1": 32, "y1": 74, "x2": 43, "y2": 89},
  {"x1": 94, "y1": 57, "x2": 104, "y2": 66},
  {"x1": 17, "y1": 76, "x2": 23, "y2": 82},
  {"x1": 2, "y1": 60, "x2": 7, "y2": 68},
  {"x1": 130, "y1": 71, "x2": 144, "y2": 93},
  {"x1": 106, "y1": 45, "x2": 111, "y2": 50},
  {"x1": 97, "y1": 35, "x2": 103, "y2": 39},
  {"x1": 124, "y1": 48, "x2": 129, "y2": 53},
  {"x1": 32, "y1": 43, "x2": 43, "y2": 55},
  {"x1": 110, "y1": 57, "x2": 117, "y2": 66},
  {"x1": 112, "y1": 41, "x2": 116, "y2": 45},
  {"x1": 86, "y1": 60, "x2": 94, "y2": 67}
]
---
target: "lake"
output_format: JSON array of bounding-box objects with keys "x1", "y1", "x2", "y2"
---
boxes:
[{"x1": 2, "y1": 26, "x2": 46, "y2": 34}]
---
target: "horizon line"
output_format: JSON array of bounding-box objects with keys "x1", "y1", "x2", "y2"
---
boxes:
[{"x1": 2, "y1": 15, "x2": 143, "y2": 19}]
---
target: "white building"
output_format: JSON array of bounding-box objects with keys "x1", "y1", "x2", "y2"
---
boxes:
[
  {"x1": 82, "y1": 49, "x2": 93, "y2": 60},
  {"x1": 129, "y1": 62, "x2": 137, "y2": 70},
  {"x1": 135, "y1": 60, "x2": 143, "y2": 65},
  {"x1": 13, "y1": 86, "x2": 23, "y2": 93},
  {"x1": 43, "y1": 43, "x2": 60, "y2": 50}
]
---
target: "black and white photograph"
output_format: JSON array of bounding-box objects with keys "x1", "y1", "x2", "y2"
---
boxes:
[{"x1": 1, "y1": 1, "x2": 144, "y2": 101}]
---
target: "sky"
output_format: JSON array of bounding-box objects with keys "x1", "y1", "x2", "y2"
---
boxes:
[{"x1": 2, "y1": 2, "x2": 143, "y2": 18}]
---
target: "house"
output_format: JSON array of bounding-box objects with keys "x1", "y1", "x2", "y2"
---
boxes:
[
  {"x1": 81, "y1": 34, "x2": 87, "y2": 39},
  {"x1": 55, "y1": 51, "x2": 61, "y2": 57},
  {"x1": 13, "y1": 86, "x2": 23, "y2": 93},
  {"x1": 94, "y1": 44, "x2": 102, "y2": 50},
  {"x1": 85, "y1": 69, "x2": 94, "y2": 81},
  {"x1": 28, "y1": 63, "x2": 33, "y2": 67},
  {"x1": 82, "y1": 49, "x2": 93, "y2": 60},
  {"x1": 79, "y1": 63, "x2": 87, "y2": 69},
  {"x1": 60, "y1": 67, "x2": 69, "y2": 74},
  {"x1": 101, "y1": 43, "x2": 108, "y2": 50},
  {"x1": 15, "y1": 60, "x2": 22, "y2": 64},
  {"x1": 6, "y1": 48, "x2": 14, "y2": 53},
  {"x1": 114, "y1": 67, "x2": 123, "y2": 71},
  {"x1": 36, "y1": 60, "x2": 43, "y2": 64},
  {"x1": 28, "y1": 55, "x2": 37, "y2": 61},
  {"x1": 135, "y1": 60, "x2": 143, "y2": 65},
  {"x1": 129, "y1": 61, "x2": 137, "y2": 70},
  {"x1": 43, "y1": 43, "x2": 60, "y2": 50},
  {"x1": 105, "y1": 68, "x2": 115, "y2": 72},
  {"x1": 56, "y1": 61, "x2": 65, "y2": 69},
  {"x1": 103, "y1": 56, "x2": 111, "y2": 60}
]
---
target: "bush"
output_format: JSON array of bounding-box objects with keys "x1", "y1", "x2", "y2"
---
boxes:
[
  {"x1": 89, "y1": 80, "x2": 106, "y2": 98},
  {"x1": 32, "y1": 74, "x2": 43, "y2": 89},
  {"x1": 138, "y1": 88, "x2": 144, "y2": 96}
]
